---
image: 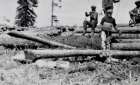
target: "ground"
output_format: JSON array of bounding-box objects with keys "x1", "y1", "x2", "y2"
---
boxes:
[{"x1": 0, "y1": 27, "x2": 140, "y2": 85}]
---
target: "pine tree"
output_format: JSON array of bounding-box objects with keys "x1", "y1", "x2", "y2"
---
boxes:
[{"x1": 15, "y1": 0, "x2": 38, "y2": 27}]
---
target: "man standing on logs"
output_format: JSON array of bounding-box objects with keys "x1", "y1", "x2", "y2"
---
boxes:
[
  {"x1": 82, "y1": 5, "x2": 98, "y2": 36},
  {"x1": 100, "y1": 9, "x2": 121, "y2": 50},
  {"x1": 129, "y1": 0, "x2": 140, "y2": 27},
  {"x1": 102, "y1": 0, "x2": 120, "y2": 13}
]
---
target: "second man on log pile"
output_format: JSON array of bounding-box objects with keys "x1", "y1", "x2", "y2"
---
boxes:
[{"x1": 82, "y1": 5, "x2": 98, "y2": 36}]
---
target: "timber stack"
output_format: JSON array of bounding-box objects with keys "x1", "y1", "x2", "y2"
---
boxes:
[{"x1": 7, "y1": 26, "x2": 140, "y2": 61}]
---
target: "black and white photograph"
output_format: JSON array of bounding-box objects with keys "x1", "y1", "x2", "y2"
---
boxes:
[{"x1": 0, "y1": 0, "x2": 140, "y2": 85}]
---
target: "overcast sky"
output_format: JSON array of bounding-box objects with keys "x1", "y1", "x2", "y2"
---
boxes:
[{"x1": 0, "y1": 0, "x2": 137, "y2": 27}]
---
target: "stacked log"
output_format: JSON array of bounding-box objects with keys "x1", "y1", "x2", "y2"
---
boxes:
[
  {"x1": 110, "y1": 27, "x2": 140, "y2": 51},
  {"x1": 111, "y1": 43, "x2": 140, "y2": 50},
  {"x1": 75, "y1": 27, "x2": 140, "y2": 33},
  {"x1": 112, "y1": 34, "x2": 140, "y2": 39},
  {"x1": 114, "y1": 39, "x2": 140, "y2": 43}
]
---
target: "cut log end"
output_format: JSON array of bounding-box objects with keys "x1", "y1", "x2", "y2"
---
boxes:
[{"x1": 24, "y1": 50, "x2": 36, "y2": 60}]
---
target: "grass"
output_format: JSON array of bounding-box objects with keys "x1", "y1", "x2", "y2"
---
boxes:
[{"x1": 1, "y1": 50, "x2": 140, "y2": 85}]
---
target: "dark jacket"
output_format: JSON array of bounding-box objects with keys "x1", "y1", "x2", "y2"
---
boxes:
[{"x1": 85, "y1": 11, "x2": 98, "y2": 22}]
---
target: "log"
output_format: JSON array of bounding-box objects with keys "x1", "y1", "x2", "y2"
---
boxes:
[
  {"x1": 7, "y1": 31, "x2": 76, "y2": 49},
  {"x1": 73, "y1": 33, "x2": 140, "y2": 39},
  {"x1": 114, "y1": 39, "x2": 140, "y2": 43},
  {"x1": 112, "y1": 34, "x2": 140, "y2": 39},
  {"x1": 75, "y1": 27, "x2": 140, "y2": 33},
  {"x1": 24, "y1": 50, "x2": 140, "y2": 60},
  {"x1": 111, "y1": 43, "x2": 140, "y2": 50}
]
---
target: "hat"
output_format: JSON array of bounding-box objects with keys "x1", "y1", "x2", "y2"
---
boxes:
[
  {"x1": 135, "y1": 0, "x2": 140, "y2": 4},
  {"x1": 91, "y1": 5, "x2": 96, "y2": 9},
  {"x1": 106, "y1": 9, "x2": 113, "y2": 13}
]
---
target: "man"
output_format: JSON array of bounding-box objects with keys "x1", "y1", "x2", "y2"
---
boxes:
[
  {"x1": 100, "y1": 9, "x2": 121, "y2": 50},
  {"x1": 129, "y1": 0, "x2": 140, "y2": 27},
  {"x1": 82, "y1": 5, "x2": 98, "y2": 36},
  {"x1": 102, "y1": 0, "x2": 120, "y2": 13}
]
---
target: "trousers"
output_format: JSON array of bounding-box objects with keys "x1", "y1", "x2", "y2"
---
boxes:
[{"x1": 101, "y1": 30, "x2": 112, "y2": 50}]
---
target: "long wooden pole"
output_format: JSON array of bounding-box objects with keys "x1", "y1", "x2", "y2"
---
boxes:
[
  {"x1": 8, "y1": 31, "x2": 76, "y2": 49},
  {"x1": 74, "y1": 33, "x2": 140, "y2": 39},
  {"x1": 111, "y1": 43, "x2": 140, "y2": 50},
  {"x1": 24, "y1": 50, "x2": 140, "y2": 60},
  {"x1": 112, "y1": 34, "x2": 140, "y2": 39},
  {"x1": 75, "y1": 27, "x2": 140, "y2": 33},
  {"x1": 114, "y1": 39, "x2": 140, "y2": 43}
]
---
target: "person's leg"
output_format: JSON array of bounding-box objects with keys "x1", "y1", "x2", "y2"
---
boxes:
[
  {"x1": 106, "y1": 31, "x2": 112, "y2": 50},
  {"x1": 91, "y1": 20, "x2": 98, "y2": 36},
  {"x1": 135, "y1": 16, "x2": 140, "y2": 23},
  {"x1": 103, "y1": 7, "x2": 107, "y2": 14},
  {"x1": 83, "y1": 20, "x2": 89, "y2": 36},
  {"x1": 130, "y1": 14, "x2": 136, "y2": 24},
  {"x1": 101, "y1": 30, "x2": 107, "y2": 50}
]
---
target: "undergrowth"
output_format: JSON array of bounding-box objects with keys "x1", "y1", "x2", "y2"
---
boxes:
[{"x1": 0, "y1": 48, "x2": 140, "y2": 85}]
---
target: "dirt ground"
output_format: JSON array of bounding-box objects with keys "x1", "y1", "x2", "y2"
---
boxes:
[{"x1": 0, "y1": 27, "x2": 140, "y2": 85}]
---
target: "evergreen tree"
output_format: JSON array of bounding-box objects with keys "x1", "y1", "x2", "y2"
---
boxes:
[{"x1": 15, "y1": 0, "x2": 38, "y2": 27}]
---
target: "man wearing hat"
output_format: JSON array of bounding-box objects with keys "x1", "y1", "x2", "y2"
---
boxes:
[
  {"x1": 129, "y1": 0, "x2": 140, "y2": 27},
  {"x1": 100, "y1": 9, "x2": 121, "y2": 50},
  {"x1": 82, "y1": 5, "x2": 98, "y2": 36}
]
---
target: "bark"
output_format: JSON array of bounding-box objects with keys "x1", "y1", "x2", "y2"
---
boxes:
[
  {"x1": 112, "y1": 34, "x2": 140, "y2": 39},
  {"x1": 74, "y1": 33, "x2": 140, "y2": 39},
  {"x1": 114, "y1": 39, "x2": 140, "y2": 43},
  {"x1": 24, "y1": 50, "x2": 140, "y2": 60},
  {"x1": 111, "y1": 43, "x2": 140, "y2": 50},
  {"x1": 75, "y1": 27, "x2": 140, "y2": 33},
  {"x1": 8, "y1": 31, "x2": 76, "y2": 49}
]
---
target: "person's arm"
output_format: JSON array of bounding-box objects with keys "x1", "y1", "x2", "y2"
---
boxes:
[
  {"x1": 129, "y1": 8, "x2": 137, "y2": 16},
  {"x1": 114, "y1": 25, "x2": 120, "y2": 32},
  {"x1": 113, "y1": 19, "x2": 121, "y2": 33},
  {"x1": 99, "y1": 17, "x2": 105, "y2": 32},
  {"x1": 85, "y1": 12, "x2": 90, "y2": 17}
]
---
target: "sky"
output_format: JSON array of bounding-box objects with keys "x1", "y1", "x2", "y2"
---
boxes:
[{"x1": 0, "y1": 0, "x2": 138, "y2": 27}]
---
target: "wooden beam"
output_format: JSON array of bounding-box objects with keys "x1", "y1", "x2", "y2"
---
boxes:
[
  {"x1": 114, "y1": 39, "x2": 140, "y2": 43},
  {"x1": 111, "y1": 43, "x2": 140, "y2": 50},
  {"x1": 7, "y1": 31, "x2": 76, "y2": 49},
  {"x1": 75, "y1": 27, "x2": 140, "y2": 33},
  {"x1": 112, "y1": 34, "x2": 140, "y2": 39},
  {"x1": 73, "y1": 33, "x2": 140, "y2": 39},
  {"x1": 24, "y1": 50, "x2": 140, "y2": 60}
]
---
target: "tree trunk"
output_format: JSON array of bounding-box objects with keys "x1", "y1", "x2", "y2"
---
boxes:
[
  {"x1": 111, "y1": 43, "x2": 140, "y2": 50},
  {"x1": 24, "y1": 50, "x2": 140, "y2": 60},
  {"x1": 74, "y1": 33, "x2": 140, "y2": 39},
  {"x1": 8, "y1": 31, "x2": 76, "y2": 49},
  {"x1": 75, "y1": 27, "x2": 140, "y2": 33},
  {"x1": 112, "y1": 34, "x2": 140, "y2": 39},
  {"x1": 114, "y1": 39, "x2": 140, "y2": 43}
]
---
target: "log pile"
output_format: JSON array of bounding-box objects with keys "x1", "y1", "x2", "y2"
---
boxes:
[{"x1": 7, "y1": 26, "x2": 140, "y2": 61}]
